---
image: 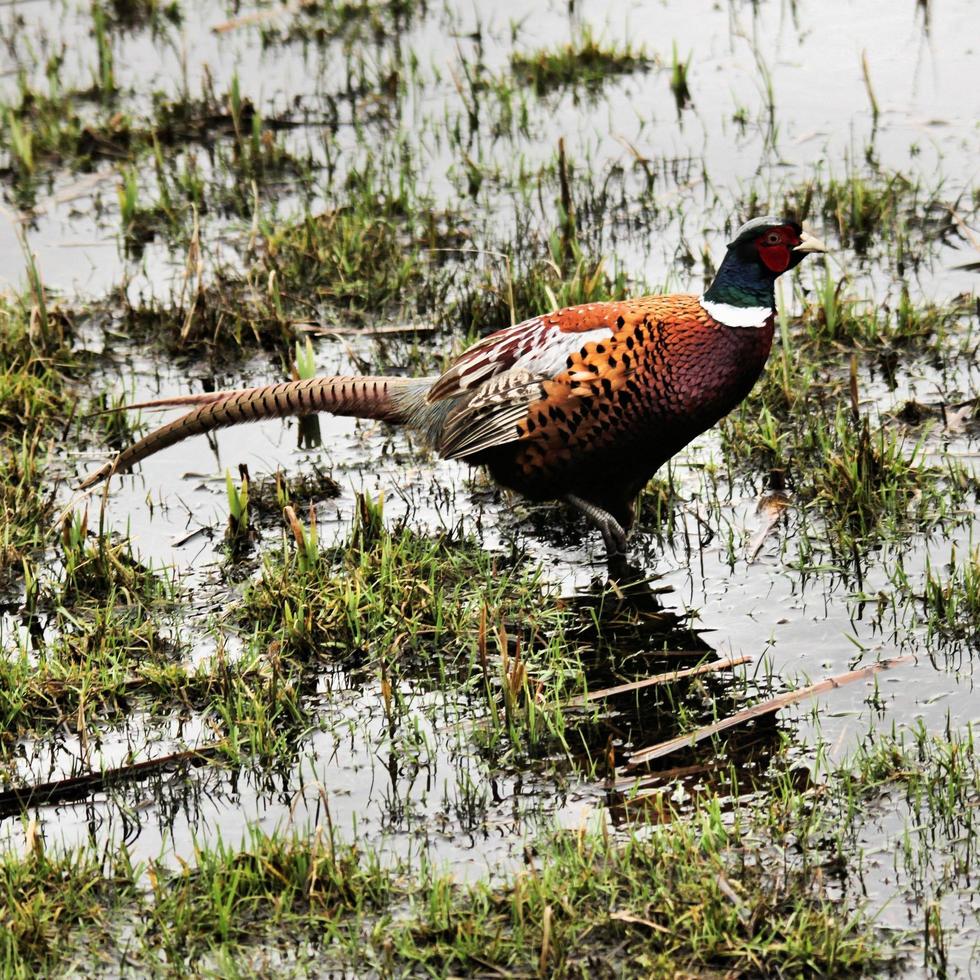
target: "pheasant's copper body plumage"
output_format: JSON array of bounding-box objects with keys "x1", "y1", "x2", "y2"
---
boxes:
[
  {"x1": 81, "y1": 217, "x2": 826, "y2": 564},
  {"x1": 447, "y1": 295, "x2": 776, "y2": 530}
]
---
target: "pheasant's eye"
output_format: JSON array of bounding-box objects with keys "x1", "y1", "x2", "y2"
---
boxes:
[{"x1": 764, "y1": 232, "x2": 781, "y2": 245}]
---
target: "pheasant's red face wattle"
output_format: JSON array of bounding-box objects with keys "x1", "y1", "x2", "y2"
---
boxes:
[{"x1": 755, "y1": 226, "x2": 798, "y2": 273}]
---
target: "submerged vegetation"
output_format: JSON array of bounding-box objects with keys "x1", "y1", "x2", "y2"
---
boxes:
[{"x1": 0, "y1": 0, "x2": 977, "y2": 975}]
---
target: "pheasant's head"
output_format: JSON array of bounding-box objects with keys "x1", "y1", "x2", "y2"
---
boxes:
[
  {"x1": 727, "y1": 216, "x2": 828, "y2": 277},
  {"x1": 703, "y1": 216, "x2": 828, "y2": 311}
]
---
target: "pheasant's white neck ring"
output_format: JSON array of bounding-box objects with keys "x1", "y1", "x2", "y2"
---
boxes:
[{"x1": 699, "y1": 296, "x2": 772, "y2": 329}]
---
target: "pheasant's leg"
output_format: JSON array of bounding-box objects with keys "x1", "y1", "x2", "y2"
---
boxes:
[{"x1": 564, "y1": 494, "x2": 629, "y2": 558}]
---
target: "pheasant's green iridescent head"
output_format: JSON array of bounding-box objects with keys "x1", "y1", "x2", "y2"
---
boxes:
[{"x1": 703, "y1": 216, "x2": 828, "y2": 311}]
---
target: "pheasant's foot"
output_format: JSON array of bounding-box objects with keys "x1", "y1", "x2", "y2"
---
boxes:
[{"x1": 564, "y1": 494, "x2": 629, "y2": 559}]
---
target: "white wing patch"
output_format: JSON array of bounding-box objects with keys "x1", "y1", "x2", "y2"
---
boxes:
[
  {"x1": 699, "y1": 296, "x2": 772, "y2": 328},
  {"x1": 511, "y1": 326, "x2": 612, "y2": 376}
]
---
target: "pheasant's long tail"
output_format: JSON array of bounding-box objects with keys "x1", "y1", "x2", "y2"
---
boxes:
[{"x1": 79, "y1": 375, "x2": 433, "y2": 490}]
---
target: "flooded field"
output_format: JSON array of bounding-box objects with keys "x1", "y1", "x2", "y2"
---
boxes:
[{"x1": 0, "y1": 0, "x2": 978, "y2": 974}]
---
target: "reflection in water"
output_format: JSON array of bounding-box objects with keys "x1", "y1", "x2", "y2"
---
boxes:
[
  {"x1": 0, "y1": 563, "x2": 797, "y2": 875},
  {"x1": 297, "y1": 415, "x2": 322, "y2": 451},
  {"x1": 558, "y1": 574, "x2": 790, "y2": 828}
]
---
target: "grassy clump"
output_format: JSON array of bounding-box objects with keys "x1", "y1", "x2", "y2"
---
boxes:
[
  {"x1": 796, "y1": 267, "x2": 966, "y2": 347},
  {"x1": 804, "y1": 406, "x2": 952, "y2": 541},
  {"x1": 147, "y1": 825, "x2": 391, "y2": 960},
  {"x1": 0, "y1": 756, "x2": 890, "y2": 976},
  {"x1": 451, "y1": 231, "x2": 630, "y2": 338},
  {"x1": 723, "y1": 387, "x2": 959, "y2": 556},
  {"x1": 0, "y1": 827, "x2": 389, "y2": 974},
  {"x1": 777, "y1": 167, "x2": 962, "y2": 262},
  {"x1": 511, "y1": 27, "x2": 653, "y2": 95},
  {"x1": 0, "y1": 616, "x2": 175, "y2": 739},
  {"x1": 242, "y1": 494, "x2": 582, "y2": 758},
  {"x1": 383, "y1": 808, "x2": 878, "y2": 976},
  {"x1": 114, "y1": 149, "x2": 463, "y2": 354},
  {"x1": 0, "y1": 429, "x2": 298, "y2": 754},
  {"x1": 447, "y1": 138, "x2": 635, "y2": 337},
  {"x1": 0, "y1": 617, "x2": 309, "y2": 763},
  {"x1": 3, "y1": 491, "x2": 310, "y2": 759},
  {"x1": 820, "y1": 169, "x2": 920, "y2": 253},
  {"x1": 254, "y1": 147, "x2": 470, "y2": 326},
  {"x1": 839, "y1": 723, "x2": 980, "y2": 837},
  {"x1": 246, "y1": 467, "x2": 342, "y2": 522},
  {"x1": 0, "y1": 291, "x2": 75, "y2": 579},
  {"x1": 1, "y1": 62, "x2": 305, "y2": 214},
  {"x1": 262, "y1": 199, "x2": 454, "y2": 325},
  {"x1": 243, "y1": 494, "x2": 562, "y2": 664},
  {"x1": 53, "y1": 511, "x2": 166, "y2": 604},
  {"x1": 1, "y1": 69, "x2": 134, "y2": 184},
  {"x1": 920, "y1": 545, "x2": 980, "y2": 651},
  {"x1": 0, "y1": 841, "x2": 140, "y2": 976},
  {"x1": 2, "y1": 522, "x2": 187, "y2": 741}
]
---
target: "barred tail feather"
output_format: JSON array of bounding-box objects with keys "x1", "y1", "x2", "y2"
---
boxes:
[
  {"x1": 79, "y1": 375, "x2": 435, "y2": 490},
  {"x1": 89, "y1": 389, "x2": 250, "y2": 414}
]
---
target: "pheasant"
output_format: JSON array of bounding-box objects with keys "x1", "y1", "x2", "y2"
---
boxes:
[{"x1": 80, "y1": 216, "x2": 825, "y2": 563}]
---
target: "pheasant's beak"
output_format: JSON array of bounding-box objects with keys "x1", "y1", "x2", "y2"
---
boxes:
[{"x1": 793, "y1": 228, "x2": 829, "y2": 254}]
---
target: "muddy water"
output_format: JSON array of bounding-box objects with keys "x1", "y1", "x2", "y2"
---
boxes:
[{"x1": 1, "y1": 0, "x2": 979, "y2": 971}]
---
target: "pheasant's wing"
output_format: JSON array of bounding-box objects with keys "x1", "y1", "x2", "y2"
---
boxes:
[
  {"x1": 435, "y1": 298, "x2": 675, "y2": 460},
  {"x1": 436, "y1": 294, "x2": 710, "y2": 462},
  {"x1": 427, "y1": 301, "x2": 634, "y2": 403},
  {"x1": 437, "y1": 369, "x2": 549, "y2": 458}
]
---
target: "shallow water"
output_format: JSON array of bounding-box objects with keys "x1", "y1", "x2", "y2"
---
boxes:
[
  {"x1": 1, "y1": 0, "x2": 979, "y2": 972},
  {"x1": 2, "y1": 0, "x2": 977, "y2": 299}
]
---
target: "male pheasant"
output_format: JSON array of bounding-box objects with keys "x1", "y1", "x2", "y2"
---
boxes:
[{"x1": 81, "y1": 216, "x2": 825, "y2": 562}]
